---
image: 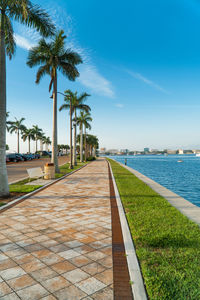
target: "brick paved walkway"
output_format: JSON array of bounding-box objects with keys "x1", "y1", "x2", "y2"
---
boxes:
[{"x1": 0, "y1": 159, "x2": 113, "y2": 300}]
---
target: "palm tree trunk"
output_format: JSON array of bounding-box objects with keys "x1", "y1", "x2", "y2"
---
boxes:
[
  {"x1": 80, "y1": 124, "x2": 83, "y2": 162},
  {"x1": 73, "y1": 109, "x2": 77, "y2": 166},
  {"x1": 40, "y1": 140, "x2": 43, "y2": 151},
  {"x1": 0, "y1": 11, "x2": 9, "y2": 197},
  {"x1": 36, "y1": 138, "x2": 37, "y2": 152},
  {"x1": 84, "y1": 126, "x2": 87, "y2": 161},
  {"x1": 51, "y1": 70, "x2": 59, "y2": 173},
  {"x1": 28, "y1": 137, "x2": 30, "y2": 154},
  {"x1": 17, "y1": 130, "x2": 19, "y2": 153},
  {"x1": 69, "y1": 97, "x2": 73, "y2": 169}
]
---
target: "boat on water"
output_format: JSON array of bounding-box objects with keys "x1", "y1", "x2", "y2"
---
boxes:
[
  {"x1": 177, "y1": 160, "x2": 183, "y2": 163},
  {"x1": 196, "y1": 153, "x2": 200, "y2": 157}
]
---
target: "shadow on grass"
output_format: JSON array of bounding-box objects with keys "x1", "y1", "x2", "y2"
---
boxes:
[{"x1": 146, "y1": 233, "x2": 200, "y2": 249}]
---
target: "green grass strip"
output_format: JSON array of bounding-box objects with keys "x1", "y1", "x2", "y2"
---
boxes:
[
  {"x1": 108, "y1": 158, "x2": 200, "y2": 300},
  {"x1": 9, "y1": 185, "x2": 42, "y2": 193}
]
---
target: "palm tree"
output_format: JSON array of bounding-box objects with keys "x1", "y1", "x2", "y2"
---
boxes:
[
  {"x1": 0, "y1": 1, "x2": 55, "y2": 197},
  {"x1": 43, "y1": 136, "x2": 51, "y2": 151},
  {"x1": 8, "y1": 118, "x2": 26, "y2": 153},
  {"x1": 77, "y1": 112, "x2": 92, "y2": 162},
  {"x1": 87, "y1": 135, "x2": 99, "y2": 156},
  {"x1": 32, "y1": 125, "x2": 43, "y2": 152},
  {"x1": 22, "y1": 128, "x2": 35, "y2": 153},
  {"x1": 6, "y1": 112, "x2": 10, "y2": 132},
  {"x1": 59, "y1": 90, "x2": 90, "y2": 167},
  {"x1": 38, "y1": 132, "x2": 45, "y2": 151},
  {"x1": 27, "y1": 30, "x2": 82, "y2": 173}
]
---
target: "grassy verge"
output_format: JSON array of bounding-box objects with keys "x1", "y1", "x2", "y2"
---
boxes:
[
  {"x1": 9, "y1": 185, "x2": 42, "y2": 193},
  {"x1": 55, "y1": 162, "x2": 87, "y2": 179},
  {"x1": 108, "y1": 158, "x2": 200, "y2": 300}
]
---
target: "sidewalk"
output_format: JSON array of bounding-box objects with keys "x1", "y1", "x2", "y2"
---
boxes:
[{"x1": 0, "y1": 159, "x2": 115, "y2": 299}]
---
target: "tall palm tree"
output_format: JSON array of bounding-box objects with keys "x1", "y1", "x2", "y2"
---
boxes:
[
  {"x1": 8, "y1": 118, "x2": 26, "y2": 153},
  {"x1": 77, "y1": 112, "x2": 92, "y2": 162},
  {"x1": 38, "y1": 132, "x2": 45, "y2": 151},
  {"x1": 6, "y1": 112, "x2": 10, "y2": 132},
  {"x1": 43, "y1": 136, "x2": 51, "y2": 151},
  {"x1": 22, "y1": 128, "x2": 35, "y2": 153},
  {"x1": 32, "y1": 125, "x2": 42, "y2": 152},
  {"x1": 27, "y1": 30, "x2": 82, "y2": 173},
  {"x1": 59, "y1": 90, "x2": 90, "y2": 167},
  {"x1": 0, "y1": 1, "x2": 55, "y2": 197}
]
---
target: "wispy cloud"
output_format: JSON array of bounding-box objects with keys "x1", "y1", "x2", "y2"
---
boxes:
[
  {"x1": 14, "y1": 33, "x2": 35, "y2": 50},
  {"x1": 126, "y1": 69, "x2": 169, "y2": 94},
  {"x1": 14, "y1": 1, "x2": 114, "y2": 97},
  {"x1": 78, "y1": 65, "x2": 114, "y2": 98},
  {"x1": 115, "y1": 103, "x2": 124, "y2": 108}
]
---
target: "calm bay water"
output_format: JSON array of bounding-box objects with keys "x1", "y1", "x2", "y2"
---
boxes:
[{"x1": 112, "y1": 155, "x2": 200, "y2": 208}]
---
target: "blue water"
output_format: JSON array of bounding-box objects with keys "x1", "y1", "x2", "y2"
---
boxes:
[{"x1": 112, "y1": 155, "x2": 200, "y2": 207}]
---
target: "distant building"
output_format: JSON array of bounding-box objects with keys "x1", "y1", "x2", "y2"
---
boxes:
[
  {"x1": 144, "y1": 148, "x2": 150, "y2": 153},
  {"x1": 120, "y1": 149, "x2": 129, "y2": 154},
  {"x1": 100, "y1": 148, "x2": 106, "y2": 154},
  {"x1": 177, "y1": 149, "x2": 183, "y2": 154},
  {"x1": 107, "y1": 149, "x2": 118, "y2": 155},
  {"x1": 166, "y1": 149, "x2": 177, "y2": 154}
]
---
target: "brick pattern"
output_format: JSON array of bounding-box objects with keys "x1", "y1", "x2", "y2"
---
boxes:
[
  {"x1": 108, "y1": 164, "x2": 133, "y2": 300},
  {"x1": 0, "y1": 160, "x2": 113, "y2": 299}
]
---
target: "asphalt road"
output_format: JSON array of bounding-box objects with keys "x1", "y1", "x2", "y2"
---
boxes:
[{"x1": 7, "y1": 156, "x2": 69, "y2": 183}]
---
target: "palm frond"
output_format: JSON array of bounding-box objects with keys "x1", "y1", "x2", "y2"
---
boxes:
[
  {"x1": 9, "y1": 1, "x2": 55, "y2": 37},
  {"x1": 4, "y1": 15, "x2": 16, "y2": 59},
  {"x1": 59, "y1": 49, "x2": 83, "y2": 65},
  {"x1": 36, "y1": 64, "x2": 50, "y2": 84},
  {"x1": 59, "y1": 63, "x2": 79, "y2": 81},
  {"x1": 27, "y1": 39, "x2": 51, "y2": 67},
  {"x1": 59, "y1": 103, "x2": 70, "y2": 112}
]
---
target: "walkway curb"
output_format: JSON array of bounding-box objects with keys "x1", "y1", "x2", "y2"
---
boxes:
[
  {"x1": 1, "y1": 163, "x2": 89, "y2": 213},
  {"x1": 108, "y1": 161, "x2": 148, "y2": 300},
  {"x1": 116, "y1": 161, "x2": 200, "y2": 226}
]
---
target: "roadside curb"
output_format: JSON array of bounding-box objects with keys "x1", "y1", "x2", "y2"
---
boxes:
[
  {"x1": 108, "y1": 161, "x2": 148, "y2": 300},
  {"x1": 1, "y1": 163, "x2": 89, "y2": 213}
]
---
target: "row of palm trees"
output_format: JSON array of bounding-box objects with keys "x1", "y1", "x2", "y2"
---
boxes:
[
  {"x1": 6, "y1": 115, "x2": 51, "y2": 153},
  {"x1": 0, "y1": 1, "x2": 98, "y2": 197}
]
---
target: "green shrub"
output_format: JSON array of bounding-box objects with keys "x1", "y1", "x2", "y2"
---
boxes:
[{"x1": 87, "y1": 156, "x2": 96, "y2": 161}]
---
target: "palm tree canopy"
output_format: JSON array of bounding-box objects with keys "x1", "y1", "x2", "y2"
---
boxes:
[
  {"x1": 76, "y1": 111, "x2": 92, "y2": 133},
  {"x1": 43, "y1": 136, "x2": 51, "y2": 145},
  {"x1": 0, "y1": 0, "x2": 55, "y2": 60},
  {"x1": 59, "y1": 90, "x2": 91, "y2": 115},
  {"x1": 31, "y1": 125, "x2": 43, "y2": 139},
  {"x1": 21, "y1": 128, "x2": 35, "y2": 142},
  {"x1": 87, "y1": 135, "x2": 99, "y2": 148},
  {"x1": 8, "y1": 117, "x2": 26, "y2": 134},
  {"x1": 27, "y1": 30, "x2": 83, "y2": 89}
]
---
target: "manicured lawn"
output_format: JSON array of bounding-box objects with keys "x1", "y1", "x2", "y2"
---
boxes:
[{"x1": 108, "y1": 158, "x2": 200, "y2": 300}]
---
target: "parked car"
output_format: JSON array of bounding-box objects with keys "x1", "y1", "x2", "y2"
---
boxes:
[
  {"x1": 34, "y1": 153, "x2": 40, "y2": 159},
  {"x1": 22, "y1": 154, "x2": 32, "y2": 161},
  {"x1": 38, "y1": 151, "x2": 51, "y2": 157},
  {"x1": 6, "y1": 153, "x2": 22, "y2": 162}
]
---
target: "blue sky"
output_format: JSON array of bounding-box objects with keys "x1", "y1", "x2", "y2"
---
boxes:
[{"x1": 6, "y1": 0, "x2": 200, "y2": 152}]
